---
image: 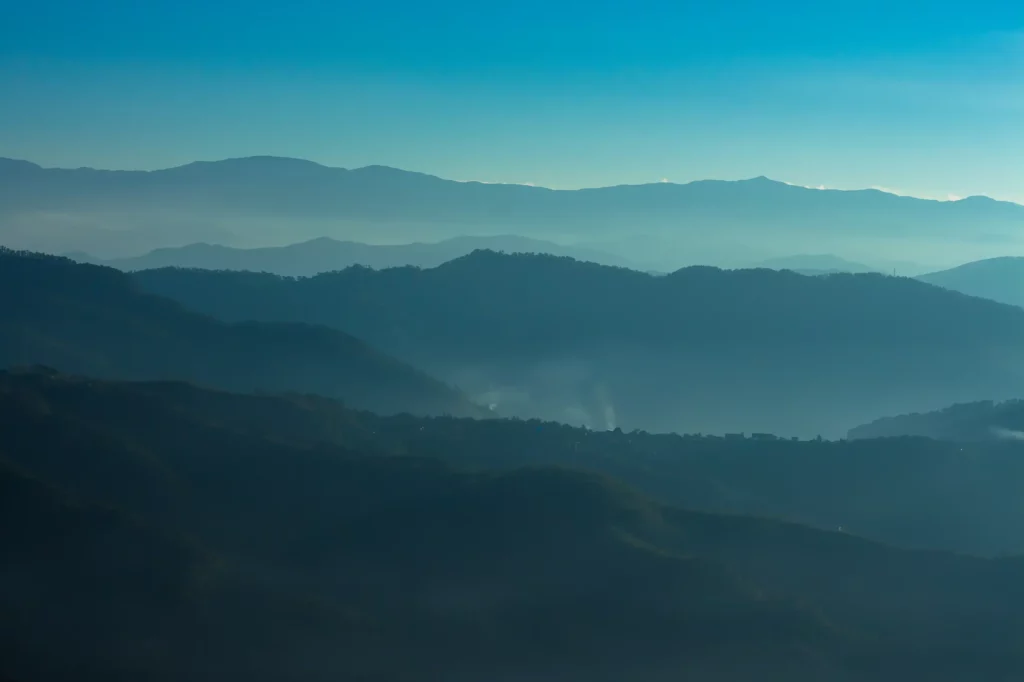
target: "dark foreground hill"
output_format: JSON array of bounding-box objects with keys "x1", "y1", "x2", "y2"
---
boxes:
[
  {"x1": 103, "y1": 379, "x2": 1022, "y2": 557},
  {"x1": 12, "y1": 362, "x2": 1017, "y2": 558},
  {"x1": 849, "y1": 398, "x2": 1024, "y2": 442},
  {"x1": 0, "y1": 249, "x2": 484, "y2": 418},
  {"x1": 348, "y1": 412, "x2": 1024, "y2": 557},
  {"x1": 5, "y1": 369, "x2": 1024, "y2": 681},
  {"x1": 135, "y1": 250, "x2": 1024, "y2": 437}
]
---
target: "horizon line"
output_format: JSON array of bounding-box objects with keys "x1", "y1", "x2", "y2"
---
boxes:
[{"x1": 1, "y1": 154, "x2": 1017, "y2": 207}]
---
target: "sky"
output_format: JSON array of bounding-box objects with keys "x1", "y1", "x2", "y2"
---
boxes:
[{"x1": 1, "y1": 0, "x2": 1023, "y2": 201}]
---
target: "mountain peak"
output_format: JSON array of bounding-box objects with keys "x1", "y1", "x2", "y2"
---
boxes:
[
  {"x1": 955, "y1": 195, "x2": 1002, "y2": 205},
  {"x1": 0, "y1": 157, "x2": 43, "y2": 172},
  {"x1": 351, "y1": 164, "x2": 441, "y2": 180},
  {"x1": 740, "y1": 175, "x2": 784, "y2": 185},
  {"x1": 222, "y1": 155, "x2": 328, "y2": 167},
  {"x1": 170, "y1": 156, "x2": 332, "y2": 174}
]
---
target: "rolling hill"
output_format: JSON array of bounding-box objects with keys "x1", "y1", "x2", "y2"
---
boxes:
[
  {"x1": 0, "y1": 248, "x2": 484, "y2": 418},
  {"x1": 6, "y1": 369, "x2": 1024, "y2": 681},
  {"x1": 134, "y1": 250, "x2": 1024, "y2": 438}
]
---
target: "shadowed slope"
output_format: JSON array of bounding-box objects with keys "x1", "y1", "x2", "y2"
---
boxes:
[{"x1": 0, "y1": 248, "x2": 486, "y2": 418}]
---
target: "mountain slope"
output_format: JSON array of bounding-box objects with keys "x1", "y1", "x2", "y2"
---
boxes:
[
  {"x1": 68, "y1": 234, "x2": 633, "y2": 276},
  {"x1": 0, "y1": 458, "x2": 212, "y2": 682},
  {"x1": 354, "y1": 411, "x2": 1024, "y2": 557},
  {"x1": 918, "y1": 257, "x2": 1024, "y2": 308},
  {"x1": 6, "y1": 369, "x2": 1024, "y2": 680},
  {"x1": 11, "y1": 366, "x2": 1024, "y2": 556},
  {"x1": 4, "y1": 156, "x2": 1024, "y2": 263},
  {"x1": 135, "y1": 250, "x2": 1024, "y2": 437},
  {"x1": 0, "y1": 249, "x2": 484, "y2": 417}
]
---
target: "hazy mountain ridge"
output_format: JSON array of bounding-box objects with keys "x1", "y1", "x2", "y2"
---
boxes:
[
  {"x1": 4, "y1": 155, "x2": 1024, "y2": 264},
  {"x1": 0, "y1": 248, "x2": 485, "y2": 418},
  {"x1": 67, "y1": 234, "x2": 634, "y2": 276},
  {"x1": 6, "y1": 368, "x2": 1024, "y2": 681},
  {"x1": 751, "y1": 254, "x2": 879, "y2": 275},
  {"x1": 849, "y1": 398, "x2": 1024, "y2": 442},
  {"x1": 134, "y1": 250, "x2": 1024, "y2": 438}
]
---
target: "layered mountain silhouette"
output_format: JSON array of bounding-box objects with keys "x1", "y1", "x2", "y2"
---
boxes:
[
  {"x1": 7, "y1": 368, "x2": 1024, "y2": 681},
  {"x1": 918, "y1": 257, "x2": 1024, "y2": 309},
  {"x1": 0, "y1": 248, "x2": 484, "y2": 417},
  {"x1": 135, "y1": 250, "x2": 1024, "y2": 438},
  {"x1": 4, "y1": 156, "x2": 1023, "y2": 264},
  {"x1": 67, "y1": 234, "x2": 633, "y2": 276}
]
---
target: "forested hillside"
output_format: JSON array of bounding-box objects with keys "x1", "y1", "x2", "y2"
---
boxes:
[
  {"x1": 134, "y1": 251, "x2": 1024, "y2": 437},
  {"x1": 0, "y1": 249, "x2": 485, "y2": 418},
  {"x1": 5, "y1": 369, "x2": 1024, "y2": 681}
]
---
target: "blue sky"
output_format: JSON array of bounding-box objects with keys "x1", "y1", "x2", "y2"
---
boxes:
[{"x1": 2, "y1": 0, "x2": 1023, "y2": 201}]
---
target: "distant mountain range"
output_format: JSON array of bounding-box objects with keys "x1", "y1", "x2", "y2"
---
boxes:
[
  {"x1": 3, "y1": 155, "x2": 1022, "y2": 267},
  {"x1": 71, "y1": 238, "x2": 943, "y2": 280},
  {"x1": 134, "y1": 250, "x2": 1024, "y2": 438},
  {"x1": 0, "y1": 248, "x2": 484, "y2": 418},
  {"x1": 917, "y1": 257, "x2": 1024, "y2": 309},
  {"x1": 66, "y1": 234, "x2": 634, "y2": 276}
]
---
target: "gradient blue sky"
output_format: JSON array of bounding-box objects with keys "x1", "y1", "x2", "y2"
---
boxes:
[{"x1": 2, "y1": 0, "x2": 1023, "y2": 201}]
